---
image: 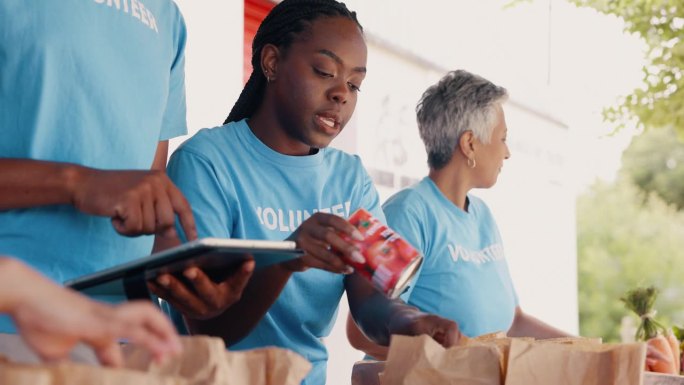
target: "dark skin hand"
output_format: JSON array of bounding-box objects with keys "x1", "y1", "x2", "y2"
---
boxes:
[
  {"x1": 345, "y1": 273, "x2": 461, "y2": 350},
  {"x1": 0, "y1": 142, "x2": 197, "y2": 241},
  {"x1": 153, "y1": 210, "x2": 461, "y2": 349},
  {"x1": 152, "y1": 15, "x2": 461, "y2": 348},
  {"x1": 282, "y1": 212, "x2": 365, "y2": 273},
  {"x1": 71, "y1": 168, "x2": 197, "y2": 239},
  {"x1": 154, "y1": 14, "x2": 372, "y2": 334},
  {"x1": 148, "y1": 259, "x2": 255, "y2": 320},
  {"x1": 151, "y1": 212, "x2": 364, "y2": 343}
]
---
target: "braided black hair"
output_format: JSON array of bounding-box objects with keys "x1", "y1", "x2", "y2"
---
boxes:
[{"x1": 224, "y1": 0, "x2": 363, "y2": 124}]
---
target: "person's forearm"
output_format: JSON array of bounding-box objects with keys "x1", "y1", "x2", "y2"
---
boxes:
[
  {"x1": 346, "y1": 314, "x2": 390, "y2": 360},
  {"x1": 0, "y1": 257, "x2": 49, "y2": 315},
  {"x1": 151, "y1": 141, "x2": 169, "y2": 171},
  {"x1": 346, "y1": 274, "x2": 422, "y2": 346},
  {"x1": 508, "y1": 308, "x2": 572, "y2": 339},
  {"x1": 0, "y1": 159, "x2": 86, "y2": 210},
  {"x1": 185, "y1": 263, "x2": 294, "y2": 345}
]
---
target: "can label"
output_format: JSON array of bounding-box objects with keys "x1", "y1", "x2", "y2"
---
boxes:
[{"x1": 342, "y1": 208, "x2": 423, "y2": 298}]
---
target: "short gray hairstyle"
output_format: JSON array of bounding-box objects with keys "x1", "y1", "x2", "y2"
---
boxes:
[{"x1": 416, "y1": 70, "x2": 508, "y2": 169}]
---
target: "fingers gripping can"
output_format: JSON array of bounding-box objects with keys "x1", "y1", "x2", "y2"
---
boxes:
[{"x1": 342, "y1": 208, "x2": 422, "y2": 298}]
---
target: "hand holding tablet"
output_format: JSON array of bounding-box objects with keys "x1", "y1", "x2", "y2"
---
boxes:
[{"x1": 65, "y1": 238, "x2": 303, "y2": 304}]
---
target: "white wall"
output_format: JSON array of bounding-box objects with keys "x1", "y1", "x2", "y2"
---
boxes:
[{"x1": 170, "y1": 0, "x2": 243, "y2": 154}]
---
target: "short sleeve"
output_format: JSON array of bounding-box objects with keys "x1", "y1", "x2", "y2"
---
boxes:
[
  {"x1": 355, "y1": 156, "x2": 386, "y2": 223},
  {"x1": 159, "y1": 8, "x2": 187, "y2": 140},
  {"x1": 167, "y1": 147, "x2": 232, "y2": 241}
]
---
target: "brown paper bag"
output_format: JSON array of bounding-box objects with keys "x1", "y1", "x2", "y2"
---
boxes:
[
  {"x1": 0, "y1": 336, "x2": 310, "y2": 385},
  {"x1": 505, "y1": 339, "x2": 646, "y2": 385},
  {"x1": 0, "y1": 359, "x2": 186, "y2": 385},
  {"x1": 124, "y1": 336, "x2": 311, "y2": 385},
  {"x1": 0, "y1": 362, "x2": 51, "y2": 385},
  {"x1": 644, "y1": 372, "x2": 684, "y2": 385},
  {"x1": 467, "y1": 337, "x2": 535, "y2": 380},
  {"x1": 379, "y1": 334, "x2": 501, "y2": 385},
  {"x1": 471, "y1": 331, "x2": 508, "y2": 343},
  {"x1": 537, "y1": 336, "x2": 603, "y2": 346}
]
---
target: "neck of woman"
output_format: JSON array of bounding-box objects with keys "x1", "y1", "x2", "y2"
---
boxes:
[
  {"x1": 248, "y1": 106, "x2": 312, "y2": 156},
  {"x1": 428, "y1": 165, "x2": 471, "y2": 211}
]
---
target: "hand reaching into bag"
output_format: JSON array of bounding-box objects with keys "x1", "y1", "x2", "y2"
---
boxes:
[{"x1": 0, "y1": 257, "x2": 182, "y2": 367}]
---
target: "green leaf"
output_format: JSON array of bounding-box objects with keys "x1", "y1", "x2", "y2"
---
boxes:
[{"x1": 674, "y1": 325, "x2": 684, "y2": 342}]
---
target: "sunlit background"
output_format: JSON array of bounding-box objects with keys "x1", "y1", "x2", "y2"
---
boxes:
[{"x1": 169, "y1": 1, "x2": 679, "y2": 384}]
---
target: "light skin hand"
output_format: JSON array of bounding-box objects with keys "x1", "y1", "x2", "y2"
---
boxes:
[
  {"x1": 148, "y1": 260, "x2": 256, "y2": 320},
  {"x1": 282, "y1": 212, "x2": 365, "y2": 274},
  {"x1": 0, "y1": 258, "x2": 182, "y2": 366}
]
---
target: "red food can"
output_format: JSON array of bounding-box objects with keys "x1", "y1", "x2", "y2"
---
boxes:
[{"x1": 341, "y1": 208, "x2": 422, "y2": 298}]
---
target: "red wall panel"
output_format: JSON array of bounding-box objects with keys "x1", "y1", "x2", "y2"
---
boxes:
[{"x1": 244, "y1": 0, "x2": 275, "y2": 84}]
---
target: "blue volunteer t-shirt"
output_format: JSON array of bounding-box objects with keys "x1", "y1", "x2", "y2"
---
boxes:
[
  {"x1": 387, "y1": 177, "x2": 518, "y2": 337},
  {"x1": 0, "y1": 0, "x2": 187, "y2": 332},
  {"x1": 167, "y1": 119, "x2": 384, "y2": 385}
]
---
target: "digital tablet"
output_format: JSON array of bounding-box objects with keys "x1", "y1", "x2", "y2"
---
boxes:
[{"x1": 64, "y1": 238, "x2": 303, "y2": 299}]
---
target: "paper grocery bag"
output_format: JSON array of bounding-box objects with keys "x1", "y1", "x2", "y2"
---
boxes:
[
  {"x1": 379, "y1": 334, "x2": 501, "y2": 385},
  {"x1": 124, "y1": 336, "x2": 311, "y2": 385},
  {"x1": 505, "y1": 339, "x2": 646, "y2": 385},
  {"x1": 0, "y1": 358, "x2": 186, "y2": 385},
  {"x1": 0, "y1": 358, "x2": 51, "y2": 385},
  {"x1": 537, "y1": 336, "x2": 603, "y2": 346},
  {"x1": 0, "y1": 336, "x2": 310, "y2": 385},
  {"x1": 468, "y1": 337, "x2": 534, "y2": 380},
  {"x1": 468, "y1": 332, "x2": 508, "y2": 343}
]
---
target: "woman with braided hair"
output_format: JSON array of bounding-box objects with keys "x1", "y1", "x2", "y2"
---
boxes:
[{"x1": 152, "y1": 1, "x2": 461, "y2": 384}]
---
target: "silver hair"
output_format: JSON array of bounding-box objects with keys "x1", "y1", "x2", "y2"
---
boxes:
[{"x1": 416, "y1": 70, "x2": 508, "y2": 169}]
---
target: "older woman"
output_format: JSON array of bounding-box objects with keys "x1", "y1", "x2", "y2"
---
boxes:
[{"x1": 347, "y1": 69, "x2": 570, "y2": 359}]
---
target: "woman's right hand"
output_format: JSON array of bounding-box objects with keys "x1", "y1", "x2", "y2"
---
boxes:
[
  {"x1": 149, "y1": 261, "x2": 255, "y2": 320},
  {"x1": 282, "y1": 212, "x2": 366, "y2": 274}
]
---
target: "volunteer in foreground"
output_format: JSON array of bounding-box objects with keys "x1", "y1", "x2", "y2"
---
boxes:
[{"x1": 151, "y1": 1, "x2": 462, "y2": 384}]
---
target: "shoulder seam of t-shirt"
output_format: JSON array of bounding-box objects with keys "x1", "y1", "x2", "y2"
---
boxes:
[
  {"x1": 173, "y1": 144, "x2": 215, "y2": 167},
  {"x1": 171, "y1": 145, "x2": 232, "y2": 190},
  {"x1": 169, "y1": 145, "x2": 237, "y2": 230}
]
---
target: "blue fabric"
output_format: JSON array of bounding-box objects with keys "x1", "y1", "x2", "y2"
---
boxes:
[
  {"x1": 166, "y1": 119, "x2": 384, "y2": 385},
  {"x1": 386, "y1": 177, "x2": 518, "y2": 338},
  {"x1": 0, "y1": 0, "x2": 187, "y2": 332}
]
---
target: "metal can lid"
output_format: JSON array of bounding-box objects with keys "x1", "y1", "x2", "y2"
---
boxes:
[{"x1": 387, "y1": 254, "x2": 423, "y2": 299}]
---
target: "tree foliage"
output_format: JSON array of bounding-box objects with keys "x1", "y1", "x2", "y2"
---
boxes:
[
  {"x1": 507, "y1": 0, "x2": 684, "y2": 132},
  {"x1": 621, "y1": 127, "x2": 684, "y2": 209},
  {"x1": 569, "y1": 0, "x2": 684, "y2": 132},
  {"x1": 577, "y1": 178, "x2": 684, "y2": 341}
]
